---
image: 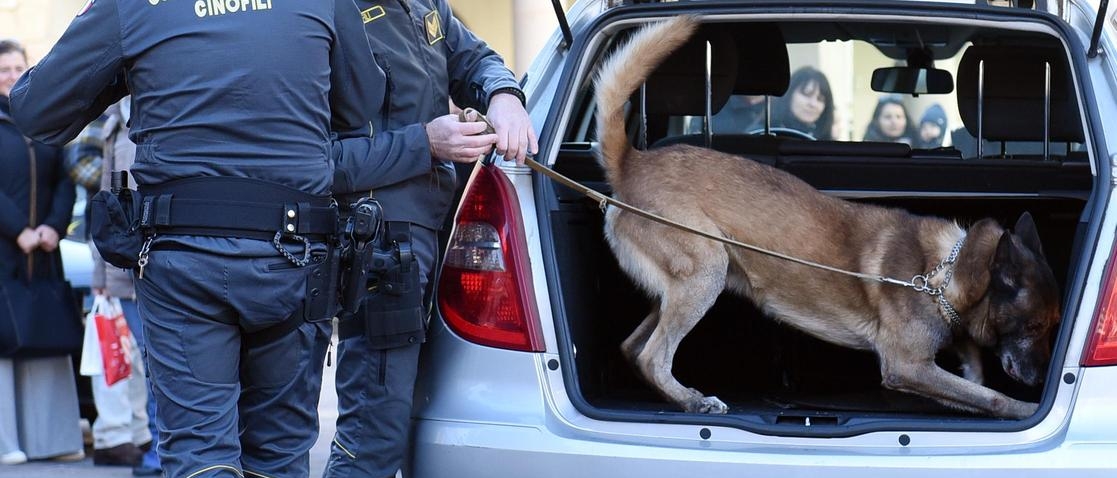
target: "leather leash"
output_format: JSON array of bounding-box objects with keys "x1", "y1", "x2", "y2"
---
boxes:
[{"x1": 457, "y1": 108, "x2": 965, "y2": 319}]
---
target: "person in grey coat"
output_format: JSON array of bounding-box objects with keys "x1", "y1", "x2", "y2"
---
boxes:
[{"x1": 83, "y1": 97, "x2": 162, "y2": 475}]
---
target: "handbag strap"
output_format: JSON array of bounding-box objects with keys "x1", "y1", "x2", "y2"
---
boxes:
[{"x1": 25, "y1": 136, "x2": 37, "y2": 280}]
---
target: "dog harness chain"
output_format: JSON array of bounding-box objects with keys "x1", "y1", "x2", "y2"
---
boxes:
[
  {"x1": 906, "y1": 236, "x2": 967, "y2": 327},
  {"x1": 461, "y1": 108, "x2": 968, "y2": 327}
]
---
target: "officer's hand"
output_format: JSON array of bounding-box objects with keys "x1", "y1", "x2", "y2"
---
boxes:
[
  {"x1": 487, "y1": 92, "x2": 538, "y2": 165},
  {"x1": 425, "y1": 114, "x2": 498, "y2": 163},
  {"x1": 34, "y1": 225, "x2": 60, "y2": 252},
  {"x1": 17, "y1": 227, "x2": 40, "y2": 254}
]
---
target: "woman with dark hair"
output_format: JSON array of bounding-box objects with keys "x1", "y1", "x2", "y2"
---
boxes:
[
  {"x1": 770, "y1": 66, "x2": 835, "y2": 140},
  {"x1": 863, "y1": 95, "x2": 917, "y2": 144},
  {"x1": 0, "y1": 38, "x2": 83, "y2": 466}
]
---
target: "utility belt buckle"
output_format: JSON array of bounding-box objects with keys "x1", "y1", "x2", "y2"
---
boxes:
[{"x1": 135, "y1": 193, "x2": 168, "y2": 279}]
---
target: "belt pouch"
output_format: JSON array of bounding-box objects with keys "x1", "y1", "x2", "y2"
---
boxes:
[
  {"x1": 89, "y1": 189, "x2": 144, "y2": 269},
  {"x1": 363, "y1": 251, "x2": 424, "y2": 349}
]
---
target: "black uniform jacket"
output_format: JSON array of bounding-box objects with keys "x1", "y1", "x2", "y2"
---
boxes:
[
  {"x1": 332, "y1": 0, "x2": 521, "y2": 230},
  {"x1": 10, "y1": 0, "x2": 382, "y2": 196}
]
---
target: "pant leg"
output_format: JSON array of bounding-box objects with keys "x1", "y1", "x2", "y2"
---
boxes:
[
  {"x1": 91, "y1": 370, "x2": 136, "y2": 449},
  {"x1": 118, "y1": 299, "x2": 154, "y2": 448},
  {"x1": 0, "y1": 359, "x2": 19, "y2": 455},
  {"x1": 15, "y1": 356, "x2": 84, "y2": 459},
  {"x1": 238, "y1": 320, "x2": 330, "y2": 477},
  {"x1": 127, "y1": 342, "x2": 151, "y2": 447},
  {"x1": 325, "y1": 227, "x2": 437, "y2": 478},
  {"x1": 228, "y1": 238, "x2": 329, "y2": 478},
  {"x1": 122, "y1": 298, "x2": 162, "y2": 469},
  {"x1": 135, "y1": 245, "x2": 246, "y2": 478},
  {"x1": 325, "y1": 342, "x2": 421, "y2": 478}
]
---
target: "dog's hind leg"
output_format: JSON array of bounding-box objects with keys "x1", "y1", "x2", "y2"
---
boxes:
[
  {"x1": 635, "y1": 264, "x2": 729, "y2": 414},
  {"x1": 621, "y1": 301, "x2": 659, "y2": 366}
]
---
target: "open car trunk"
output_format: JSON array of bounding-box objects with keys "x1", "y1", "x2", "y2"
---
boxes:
[
  {"x1": 536, "y1": 9, "x2": 1098, "y2": 432},
  {"x1": 546, "y1": 144, "x2": 1091, "y2": 429}
]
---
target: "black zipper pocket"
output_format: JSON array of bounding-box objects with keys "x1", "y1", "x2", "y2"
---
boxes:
[
  {"x1": 267, "y1": 261, "x2": 301, "y2": 271},
  {"x1": 378, "y1": 349, "x2": 387, "y2": 386},
  {"x1": 373, "y1": 53, "x2": 393, "y2": 126}
]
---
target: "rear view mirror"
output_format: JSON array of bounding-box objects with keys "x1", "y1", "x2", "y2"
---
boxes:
[{"x1": 871, "y1": 67, "x2": 954, "y2": 95}]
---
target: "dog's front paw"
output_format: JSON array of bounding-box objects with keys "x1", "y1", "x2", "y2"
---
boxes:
[
  {"x1": 686, "y1": 394, "x2": 728, "y2": 414},
  {"x1": 1001, "y1": 400, "x2": 1039, "y2": 419}
]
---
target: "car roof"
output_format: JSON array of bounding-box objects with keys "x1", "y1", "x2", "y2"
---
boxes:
[{"x1": 593, "y1": 1, "x2": 1071, "y2": 60}]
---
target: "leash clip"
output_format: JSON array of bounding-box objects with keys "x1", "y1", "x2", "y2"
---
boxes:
[{"x1": 910, "y1": 274, "x2": 939, "y2": 295}]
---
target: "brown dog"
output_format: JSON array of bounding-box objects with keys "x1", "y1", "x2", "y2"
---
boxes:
[{"x1": 594, "y1": 16, "x2": 1061, "y2": 419}]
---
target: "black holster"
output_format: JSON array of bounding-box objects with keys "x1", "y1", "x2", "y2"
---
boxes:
[
  {"x1": 301, "y1": 242, "x2": 341, "y2": 323},
  {"x1": 337, "y1": 198, "x2": 384, "y2": 318},
  {"x1": 339, "y1": 221, "x2": 425, "y2": 349}
]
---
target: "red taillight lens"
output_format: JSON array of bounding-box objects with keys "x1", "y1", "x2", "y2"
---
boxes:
[
  {"x1": 1084, "y1": 248, "x2": 1117, "y2": 366},
  {"x1": 438, "y1": 164, "x2": 544, "y2": 352}
]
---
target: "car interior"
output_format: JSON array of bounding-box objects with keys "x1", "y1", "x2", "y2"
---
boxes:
[{"x1": 544, "y1": 17, "x2": 1093, "y2": 425}]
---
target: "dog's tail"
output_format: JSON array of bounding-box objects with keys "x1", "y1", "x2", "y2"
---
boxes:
[{"x1": 594, "y1": 16, "x2": 700, "y2": 182}]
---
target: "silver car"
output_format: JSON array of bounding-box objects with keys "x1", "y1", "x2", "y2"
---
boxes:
[{"x1": 409, "y1": 1, "x2": 1117, "y2": 476}]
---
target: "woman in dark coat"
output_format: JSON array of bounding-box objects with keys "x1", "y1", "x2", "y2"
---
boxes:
[{"x1": 0, "y1": 39, "x2": 84, "y2": 466}]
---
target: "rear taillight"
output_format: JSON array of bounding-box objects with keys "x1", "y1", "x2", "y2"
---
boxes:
[
  {"x1": 438, "y1": 164, "x2": 544, "y2": 352},
  {"x1": 1084, "y1": 246, "x2": 1117, "y2": 366}
]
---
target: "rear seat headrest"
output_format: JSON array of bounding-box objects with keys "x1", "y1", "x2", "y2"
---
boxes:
[
  {"x1": 643, "y1": 27, "x2": 738, "y2": 118},
  {"x1": 956, "y1": 45, "x2": 1083, "y2": 143},
  {"x1": 732, "y1": 23, "x2": 789, "y2": 96}
]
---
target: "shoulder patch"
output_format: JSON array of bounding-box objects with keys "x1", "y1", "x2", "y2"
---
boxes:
[
  {"x1": 424, "y1": 10, "x2": 443, "y2": 45},
  {"x1": 361, "y1": 5, "x2": 385, "y2": 24}
]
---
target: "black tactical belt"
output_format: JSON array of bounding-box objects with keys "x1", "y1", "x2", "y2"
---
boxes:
[{"x1": 138, "y1": 176, "x2": 337, "y2": 240}]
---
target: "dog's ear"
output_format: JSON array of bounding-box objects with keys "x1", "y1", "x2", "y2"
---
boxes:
[
  {"x1": 992, "y1": 231, "x2": 1023, "y2": 289},
  {"x1": 1013, "y1": 212, "x2": 1046, "y2": 260},
  {"x1": 954, "y1": 218, "x2": 1002, "y2": 302}
]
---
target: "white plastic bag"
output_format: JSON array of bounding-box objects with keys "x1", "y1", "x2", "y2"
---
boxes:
[{"x1": 79, "y1": 295, "x2": 108, "y2": 376}]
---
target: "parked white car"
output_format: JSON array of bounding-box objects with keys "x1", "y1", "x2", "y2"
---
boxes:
[
  {"x1": 409, "y1": 1, "x2": 1117, "y2": 476},
  {"x1": 61, "y1": 186, "x2": 92, "y2": 296}
]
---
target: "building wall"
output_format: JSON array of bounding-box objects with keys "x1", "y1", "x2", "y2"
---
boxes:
[
  {"x1": 454, "y1": 0, "x2": 570, "y2": 77},
  {"x1": 0, "y1": 0, "x2": 85, "y2": 62}
]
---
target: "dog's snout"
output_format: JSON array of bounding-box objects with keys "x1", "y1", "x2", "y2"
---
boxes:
[
  {"x1": 1000, "y1": 349, "x2": 1046, "y2": 387},
  {"x1": 1001, "y1": 355, "x2": 1017, "y2": 378}
]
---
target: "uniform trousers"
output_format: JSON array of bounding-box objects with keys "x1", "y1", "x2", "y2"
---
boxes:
[
  {"x1": 135, "y1": 236, "x2": 331, "y2": 478},
  {"x1": 325, "y1": 225, "x2": 436, "y2": 478}
]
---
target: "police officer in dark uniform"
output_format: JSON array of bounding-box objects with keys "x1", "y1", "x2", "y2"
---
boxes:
[
  {"x1": 10, "y1": 1, "x2": 383, "y2": 477},
  {"x1": 325, "y1": 1, "x2": 536, "y2": 477}
]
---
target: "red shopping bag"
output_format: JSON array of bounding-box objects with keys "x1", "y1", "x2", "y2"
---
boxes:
[{"x1": 94, "y1": 297, "x2": 133, "y2": 386}]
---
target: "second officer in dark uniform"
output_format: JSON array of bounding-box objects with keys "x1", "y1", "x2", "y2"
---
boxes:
[
  {"x1": 11, "y1": 1, "x2": 382, "y2": 477},
  {"x1": 325, "y1": 1, "x2": 536, "y2": 477}
]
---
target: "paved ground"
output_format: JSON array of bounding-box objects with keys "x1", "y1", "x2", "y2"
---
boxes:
[{"x1": 0, "y1": 343, "x2": 341, "y2": 478}]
